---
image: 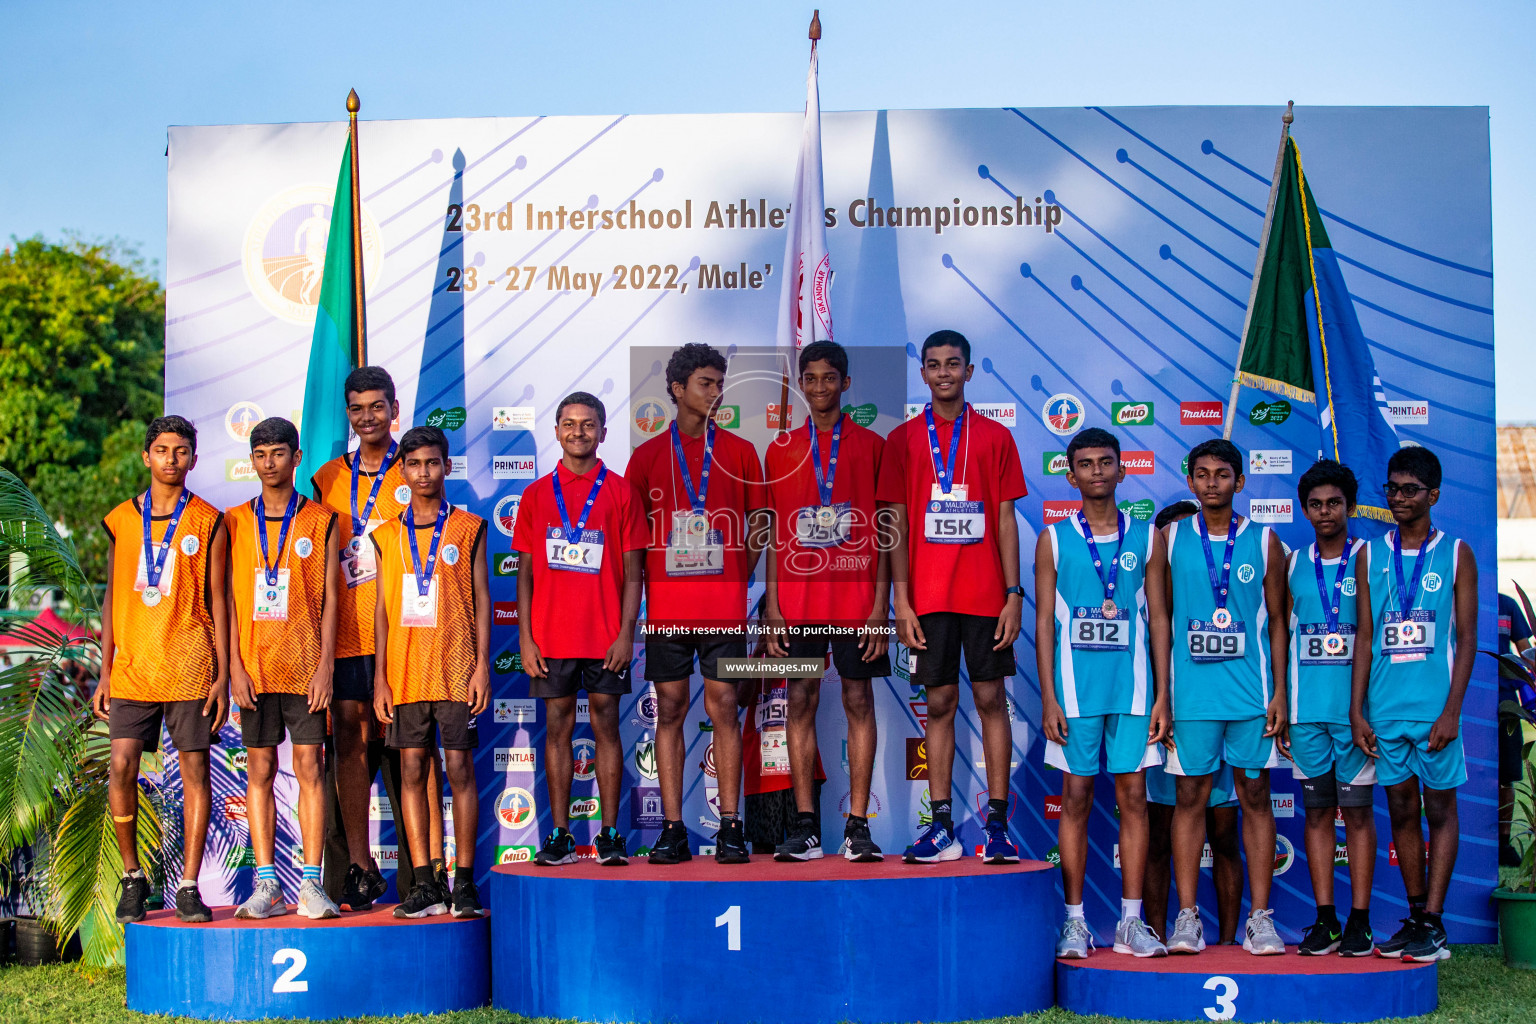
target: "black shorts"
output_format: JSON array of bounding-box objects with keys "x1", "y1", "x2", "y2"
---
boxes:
[
  {"x1": 241, "y1": 693, "x2": 326, "y2": 747},
  {"x1": 531, "y1": 658, "x2": 633, "y2": 699},
  {"x1": 332, "y1": 655, "x2": 375, "y2": 704},
  {"x1": 387, "y1": 700, "x2": 478, "y2": 750},
  {"x1": 909, "y1": 612, "x2": 1016, "y2": 687},
  {"x1": 644, "y1": 637, "x2": 748, "y2": 682},
  {"x1": 1501, "y1": 712, "x2": 1526, "y2": 786},
  {"x1": 784, "y1": 633, "x2": 892, "y2": 680},
  {"x1": 109, "y1": 698, "x2": 216, "y2": 752}
]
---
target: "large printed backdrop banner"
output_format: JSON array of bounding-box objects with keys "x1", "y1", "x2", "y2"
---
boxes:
[{"x1": 165, "y1": 106, "x2": 1497, "y2": 942}]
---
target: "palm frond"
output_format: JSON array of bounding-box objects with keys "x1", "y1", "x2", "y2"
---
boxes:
[
  {"x1": 0, "y1": 468, "x2": 97, "y2": 613},
  {"x1": 0, "y1": 650, "x2": 88, "y2": 850}
]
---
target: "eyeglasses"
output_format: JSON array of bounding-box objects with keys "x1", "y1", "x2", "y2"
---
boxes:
[{"x1": 1382, "y1": 483, "x2": 1429, "y2": 499}]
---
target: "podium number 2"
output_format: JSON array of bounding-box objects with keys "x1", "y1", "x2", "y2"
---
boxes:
[
  {"x1": 273, "y1": 949, "x2": 309, "y2": 993},
  {"x1": 1203, "y1": 975, "x2": 1238, "y2": 1020},
  {"x1": 715, "y1": 905, "x2": 741, "y2": 951}
]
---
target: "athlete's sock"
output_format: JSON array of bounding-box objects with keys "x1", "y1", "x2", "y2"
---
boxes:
[
  {"x1": 301, "y1": 864, "x2": 321, "y2": 884},
  {"x1": 1423, "y1": 911, "x2": 1443, "y2": 931},
  {"x1": 178, "y1": 878, "x2": 197, "y2": 891},
  {"x1": 987, "y1": 798, "x2": 1008, "y2": 822},
  {"x1": 431, "y1": 857, "x2": 445, "y2": 875},
  {"x1": 932, "y1": 799, "x2": 953, "y2": 829},
  {"x1": 413, "y1": 865, "x2": 435, "y2": 889},
  {"x1": 845, "y1": 814, "x2": 867, "y2": 827},
  {"x1": 720, "y1": 811, "x2": 741, "y2": 822},
  {"x1": 796, "y1": 811, "x2": 815, "y2": 826},
  {"x1": 1347, "y1": 907, "x2": 1371, "y2": 928},
  {"x1": 454, "y1": 866, "x2": 473, "y2": 887},
  {"x1": 1316, "y1": 903, "x2": 1339, "y2": 926},
  {"x1": 255, "y1": 864, "x2": 277, "y2": 883},
  {"x1": 1065, "y1": 903, "x2": 1086, "y2": 921},
  {"x1": 1121, "y1": 898, "x2": 1143, "y2": 922},
  {"x1": 1408, "y1": 894, "x2": 1428, "y2": 920},
  {"x1": 123, "y1": 867, "x2": 145, "y2": 881}
]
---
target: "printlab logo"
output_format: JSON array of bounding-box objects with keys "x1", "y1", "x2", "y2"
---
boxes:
[
  {"x1": 494, "y1": 746, "x2": 536, "y2": 773},
  {"x1": 241, "y1": 184, "x2": 383, "y2": 323},
  {"x1": 1112, "y1": 401, "x2": 1154, "y2": 426},
  {"x1": 572, "y1": 739, "x2": 597, "y2": 781},
  {"x1": 634, "y1": 398, "x2": 669, "y2": 435},
  {"x1": 1248, "y1": 498, "x2": 1294, "y2": 524},
  {"x1": 1041, "y1": 394, "x2": 1085, "y2": 436},
  {"x1": 1387, "y1": 401, "x2": 1430, "y2": 425},
  {"x1": 493, "y1": 455, "x2": 536, "y2": 480}
]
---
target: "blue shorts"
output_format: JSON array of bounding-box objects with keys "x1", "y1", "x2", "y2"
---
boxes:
[
  {"x1": 1044, "y1": 713, "x2": 1163, "y2": 777},
  {"x1": 1167, "y1": 717, "x2": 1279, "y2": 776},
  {"x1": 1289, "y1": 722, "x2": 1376, "y2": 785},
  {"x1": 1371, "y1": 719, "x2": 1467, "y2": 790},
  {"x1": 1146, "y1": 761, "x2": 1238, "y2": 807}
]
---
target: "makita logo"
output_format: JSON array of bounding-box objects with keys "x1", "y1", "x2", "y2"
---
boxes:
[
  {"x1": 1112, "y1": 401, "x2": 1153, "y2": 426},
  {"x1": 493, "y1": 601, "x2": 519, "y2": 625},
  {"x1": 1042, "y1": 500, "x2": 1082, "y2": 523},
  {"x1": 1045, "y1": 797, "x2": 1062, "y2": 820},
  {"x1": 1180, "y1": 401, "x2": 1223, "y2": 425},
  {"x1": 1121, "y1": 451, "x2": 1154, "y2": 474}
]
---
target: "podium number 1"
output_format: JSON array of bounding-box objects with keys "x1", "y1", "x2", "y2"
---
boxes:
[
  {"x1": 715, "y1": 905, "x2": 741, "y2": 951},
  {"x1": 273, "y1": 949, "x2": 309, "y2": 993},
  {"x1": 1203, "y1": 975, "x2": 1238, "y2": 1020}
]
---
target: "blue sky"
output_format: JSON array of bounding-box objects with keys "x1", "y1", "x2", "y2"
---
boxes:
[{"x1": 3, "y1": 1, "x2": 1532, "y2": 418}]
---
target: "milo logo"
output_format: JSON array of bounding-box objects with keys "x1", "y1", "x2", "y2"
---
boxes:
[
  {"x1": 841, "y1": 403, "x2": 879, "y2": 428},
  {"x1": 1249, "y1": 400, "x2": 1291, "y2": 425},
  {"x1": 1112, "y1": 401, "x2": 1153, "y2": 426},
  {"x1": 713, "y1": 405, "x2": 740, "y2": 429},
  {"x1": 1043, "y1": 451, "x2": 1069, "y2": 475},
  {"x1": 426, "y1": 406, "x2": 467, "y2": 430},
  {"x1": 1118, "y1": 498, "x2": 1154, "y2": 522}
]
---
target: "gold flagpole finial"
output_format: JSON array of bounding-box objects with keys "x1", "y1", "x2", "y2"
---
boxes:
[
  {"x1": 347, "y1": 88, "x2": 361, "y2": 116},
  {"x1": 1282, "y1": 100, "x2": 1294, "y2": 126},
  {"x1": 809, "y1": 10, "x2": 821, "y2": 41}
]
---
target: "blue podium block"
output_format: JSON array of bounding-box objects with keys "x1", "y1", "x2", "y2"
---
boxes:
[
  {"x1": 126, "y1": 905, "x2": 490, "y2": 1020},
  {"x1": 491, "y1": 856, "x2": 1056, "y2": 1024},
  {"x1": 1056, "y1": 944, "x2": 1438, "y2": 1022}
]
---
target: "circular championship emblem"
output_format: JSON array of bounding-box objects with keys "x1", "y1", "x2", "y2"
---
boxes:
[
  {"x1": 1324, "y1": 633, "x2": 1346, "y2": 655},
  {"x1": 687, "y1": 513, "x2": 708, "y2": 536},
  {"x1": 441, "y1": 543, "x2": 460, "y2": 566},
  {"x1": 496, "y1": 786, "x2": 536, "y2": 830},
  {"x1": 816, "y1": 506, "x2": 837, "y2": 527},
  {"x1": 1102, "y1": 599, "x2": 1118, "y2": 618},
  {"x1": 394, "y1": 485, "x2": 411, "y2": 504},
  {"x1": 1076, "y1": 607, "x2": 1088, "y2": 617},
  {"x1": 1236, "y1": 564, "x2": 1256, "y2": 584},
  {"x1": 561, "y1": 544, "x2": 583, "y2": 565},
  {"x1": 264, "y1": 588, "x2": 280, "y2": 603},
  {"x1": 1118, "y1": 551, "x2": 1139, "y2": 572},
  {"x1": 241, "y1": 184, "x2": 384, "y2": 323},
  {"x1": 180, "y1": 534, "x2": 200, "y2": 557},
  {"x1": 1342, "y1": 577, "x2": 1357, "y2": 598},
  {"x1": 929, "y1": 501, "x2": 941, "y2": 513},
  {"x1": 225, "y1": 401, "x2": 264, "y2": 443},
  {"x1": 494, "y1": 495, "x2": 521, "y2": 538},
  {"x1": 1273, "y1": 833, "x2": 1295, "y2": 876},
  {"x1": 572, "y1": 739, "x2": 597, "y2": 782},
  {"x1": 1041, "y1": 394, "x2": 1086, "y2": 436},
  {"x1": 1211, "y1": 608, "x2": 1233, "y2": 629},
  {"x1": 347, "y1": 535, "x2": 363, "y2": 555},
  {"x1": 634, "y1": 397, "x2": 669, "y2": 435},
  {"x1": 1423, "y1": 572, "x2": 1443, "y2": 593},
  {"x1": 294, "y1": 537, "x2": 314, "y2": 559}
]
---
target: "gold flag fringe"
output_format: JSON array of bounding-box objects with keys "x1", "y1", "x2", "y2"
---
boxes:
[
  {"x1": 1236, "y1": 371, "x2": 1315, "y2": 403},
  {"x1": 1352, "y1": 505, "x2": 1395, "y2": 523}
]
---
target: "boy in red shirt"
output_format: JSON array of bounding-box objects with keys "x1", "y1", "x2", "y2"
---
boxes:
[
  {"x1": 628, "y1": 343, "x2": 770, "y2": 864},
  {"x1": 876, "y1": 330, "x2": 1028, "y2": 864},
  {"x1": 514, "y1": 393, "x2": 647, "y2": 867},
  {"x1": 762, "y1": 340, "x2": 890, "y2": 862}
]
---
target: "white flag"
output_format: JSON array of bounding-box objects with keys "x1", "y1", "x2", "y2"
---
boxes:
[{"x1": 776, "y1": 45, "x2": 832, "y2": 350}]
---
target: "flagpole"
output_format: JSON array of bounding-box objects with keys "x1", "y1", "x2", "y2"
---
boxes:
[
  {"x1": 777, "y1": 9, "x2": 822, "y2": 437},
  {"x1": 1222, "y1": 100, "x2": 1293, "y2": 440},
  {"x1": 347, "y1": 88, "x2": 368, "y2": 367}
]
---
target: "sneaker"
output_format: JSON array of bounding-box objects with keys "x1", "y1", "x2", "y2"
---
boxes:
[
  {"x1": 1297, "y1": 916, "x2": 1342, "y2": 956},
  {"x1": 774, "y1": 818, "x2": 824, "y2": 862},
  {"x1": 116, "y1": 874, "x2": 151, "y2": 924},
  {"x1": 1056, "y1": 918, "x2": 1094, "y2": 959},
  {"x1": 1338, "y1": 915, "x2": 1374, "y2": 957},
  {"x1": 174, "y1": 883, "x2": 213, "y2": 924},
  {"x1": 648, "y1": 821, "x2": 693, "y2": 865},
  {"x1": 392, "y1": 881, "x2": 448, "y2": 919},
  {"x1": 903, "y1": 821, "x2": 960, "y2": 864},
  {"x1": 1243, "y1": 908, "x2": 1286, "y2": 955},
  {"x1": 982, "y1": 817, "x2": 1020, "y2": 864},
  {"x1": 840, "y1": 818, "x2": 883, "y2": 862},
  {"x1": 434, "y1": 864, "x2": 450, "y2": 894},
  {"x1": 295, "y1": 879, "x2": 339, "y2": 920},
  {"x1": 595, "y1": 827, "x2": 629, "y2": 866},
  {"x1": 715, "y1": 818, "x2": 751, "y2": 864},
  {"x1": 535, "y1": 828, "x2": 577, "y2": 866},
  {"x1": 1167, "y1": 907, "x2": 1206, "y2": 954},
  {"x1": 235, "y1": 878, "x2": 288, "y2": 920},
  {"x1": 1113, "y1": 917, "x2": 1168, "y2": 957},
  {"x1": 1402, "y1": 917, "x2": 1451, "y2": 962},
  {"x1": 340, "y1": 862, "x2": 387, "y2": 911},
  {"x1": 450, "y1": 878, "x2": 485, "y2": 918},
  {"x1": 1374, "y1": 916, "x2": 1423, "y2": 959}
]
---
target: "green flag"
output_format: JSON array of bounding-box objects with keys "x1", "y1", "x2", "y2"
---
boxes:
[{"x1": 298, "y1": 134, "x2": 364, "y2": 468}]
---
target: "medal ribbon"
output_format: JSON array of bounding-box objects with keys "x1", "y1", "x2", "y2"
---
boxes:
[
  {"x1": 670, "y1": 421, "x2": 715, "y2": 514},
  {"x1": 1196, "y1": 512, "x2": 1240, "y2": 615},
  {"x1": 1312, "y1": 540, "x2": 1353, "y2": 636},
  {"x1": 1076, "y1": 509, "x2": 1126, "y2": 608},
  {"x1": 923, "y1": 403, "x2": 965, "y2": 495},
  {"x1": 141, "y1": 488, "x2": 192, "y2": 592},
  {"x1": 349, "y1": 440, "x2": 399, "y2": 537},
  {"x1": 255, "y1": 491, "x2": 299, "y2": 587},
  {"x1": 808, "y1": 414, "x2": 844, "y2": 508},
  {"x1": 1391, "y1": 528, "x2": 1437, "y2": 618},
  {"x1": 405, "y1": 501, "x2": 451, "y2": 598},
  {"x1": 552, "y1": 463, "x2": 608, "y2": 540}
]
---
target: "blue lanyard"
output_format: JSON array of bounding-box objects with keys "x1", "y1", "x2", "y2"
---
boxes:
[
  {"x1": 808, "y1": 415, "x2": 844, "y2": 507},
  {"x1": 670, "y1": 421, "x2": 715, "y2": 514},
  {"x1": 405, "y1": 501, "x2": 450, "y2": 598},
  {"x1": 255, "y1": 491, "x2": 299, "y2": 587},
  {"x1": 141, "y1": 488, "x2": 192, "y2": 591},
  {"x1": 350, "y1": 441, "x2": 398, "y2": 537},
  {"x1": 1076, "y1": 509, "x2": 1126, "y2": 604},
  {"x1": 1196, "y1": 512, "x2": 1239, "y2": 612},
  {"x1": 1391, "y1": 528, "x2": 1436, "y2": 617},
  {"x1": 552, "y1": 463, "x2": 608, "y2": 539},
  {"x1": 923, "y1": 403, "x2": 965, "y2": 494},
  {"x1": 1312, "y1": 540, "x2": 1352, "y2": 635}
]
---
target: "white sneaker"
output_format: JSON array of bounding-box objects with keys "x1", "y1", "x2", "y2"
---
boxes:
[
  {"x1": 1167, "y1": 907, "x2": 1206, "y2": 954},
  {"x1": 234, "y1": 878, "x2": 287, "y2": 920},
  {"x1": 1056, "y1": 917, "x2": 1094, "y2": 959},
  {"x1": 296, "y1": 879, "x2": 340, "y2": 920},
  {"x1": 1243, "y1": 907, "x2": 1286, "y2": 955},
  {"x1": 1113, "y1": 916, "x2": 1168, "y2": 957}
]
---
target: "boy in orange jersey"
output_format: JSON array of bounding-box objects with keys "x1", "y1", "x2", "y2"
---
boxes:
[
  {"x1": 372, "y1": 426, "x2": 491, "y2": 918},
  {"x1": 93, "y1": 415, "x2": 230, "y2": 924},
  {"x1": 226, "y1": 417, "x2": 342, "y2": 920}
]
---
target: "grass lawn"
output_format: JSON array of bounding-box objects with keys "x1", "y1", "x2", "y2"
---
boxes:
[{"x1": 2, "y1": 945, "x2": 1535, "y2": 1024}]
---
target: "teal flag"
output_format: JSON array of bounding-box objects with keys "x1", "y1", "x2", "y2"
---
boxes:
[{"x1": 298, "y1": 134, "x2": 363, "y2": 468}]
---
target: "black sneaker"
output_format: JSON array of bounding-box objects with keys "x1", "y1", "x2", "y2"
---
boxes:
[
  {"x1": 649, "y1": 822, "x2": 693, "y2": 865},
  {"x1": 536, "y1": 827, "x2": 577, "y2": 866},
  {"x1": 1297, "y1": 917, "x2": 1342, "y2": 955},
  {"x1": 595, "y1": 827, "x2": 629, "y2": 866},
  {"x1": 174, "y1": 883, "x2": 213, "y2": 923},
  {"x1": 116, "y1": 874, "x2": 151, "y2": 924},
  {"x1": 715, "y1": 818, "x2": 751, "y2": 864},
  {"x1": 1338, "y1": 915, "x2": 1374, "y2": 957},
  {"x1": 1402, "y1": 917, "x2": 1451, "y2": 962},
  {"x1": 434, "y1": 865, "x2": 450, "y2": 894},
  {"x1": 450, "y1": 878, "x2": 485, "y2": 918},
  {"x1": 340, "y1": 862, "x2": 385, "y2": 911},
  {"x1": 840, "y1": 817, "x2": 884, "y2": 862},
  {"x1": 392, "y1": 881, "x2": 448, "y2": 919},
  {"x1": 1374, "y1": 916, "x2": 1424, "y2": 959},
  {"x1": 774, "y1": 818, "x2": 823, "y2": 862}
]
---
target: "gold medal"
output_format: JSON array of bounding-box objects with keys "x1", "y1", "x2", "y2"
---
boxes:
[
  {"x1": 562, "y1": 543, "x2": 584, "y2": 565},
  {"x1": 141, "y1": 585, "x2": 161, "y2": 607},
  {"x1": 816, "y1": 506, "x2": 837, "y2": 527}
]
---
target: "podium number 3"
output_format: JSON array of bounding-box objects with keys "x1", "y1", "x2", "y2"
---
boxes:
[
  {"x1": 715, "y1": 905, "x2": 741, "y2": 951},
  {"x1": 273, "y1": 949, "x2": 309, "y2": 993},
  {"x1": 1203, "y1": 975, "x2": 1238, "y2": 1020}
]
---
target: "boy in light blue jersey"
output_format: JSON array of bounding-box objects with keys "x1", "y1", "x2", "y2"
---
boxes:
[
  {"x1": 1288, "y1": 460, "x2": 1376, "y2": 957},
  {"x1": 1352, "y1": 446, "x2": 1477, "y2": 964},
  {"x1": 1037, "y1": 428, "x2": 1171, "y2": 959},
  {"x1": 1164, "y1": 439, "x2": 1289, "y2": 957}
]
